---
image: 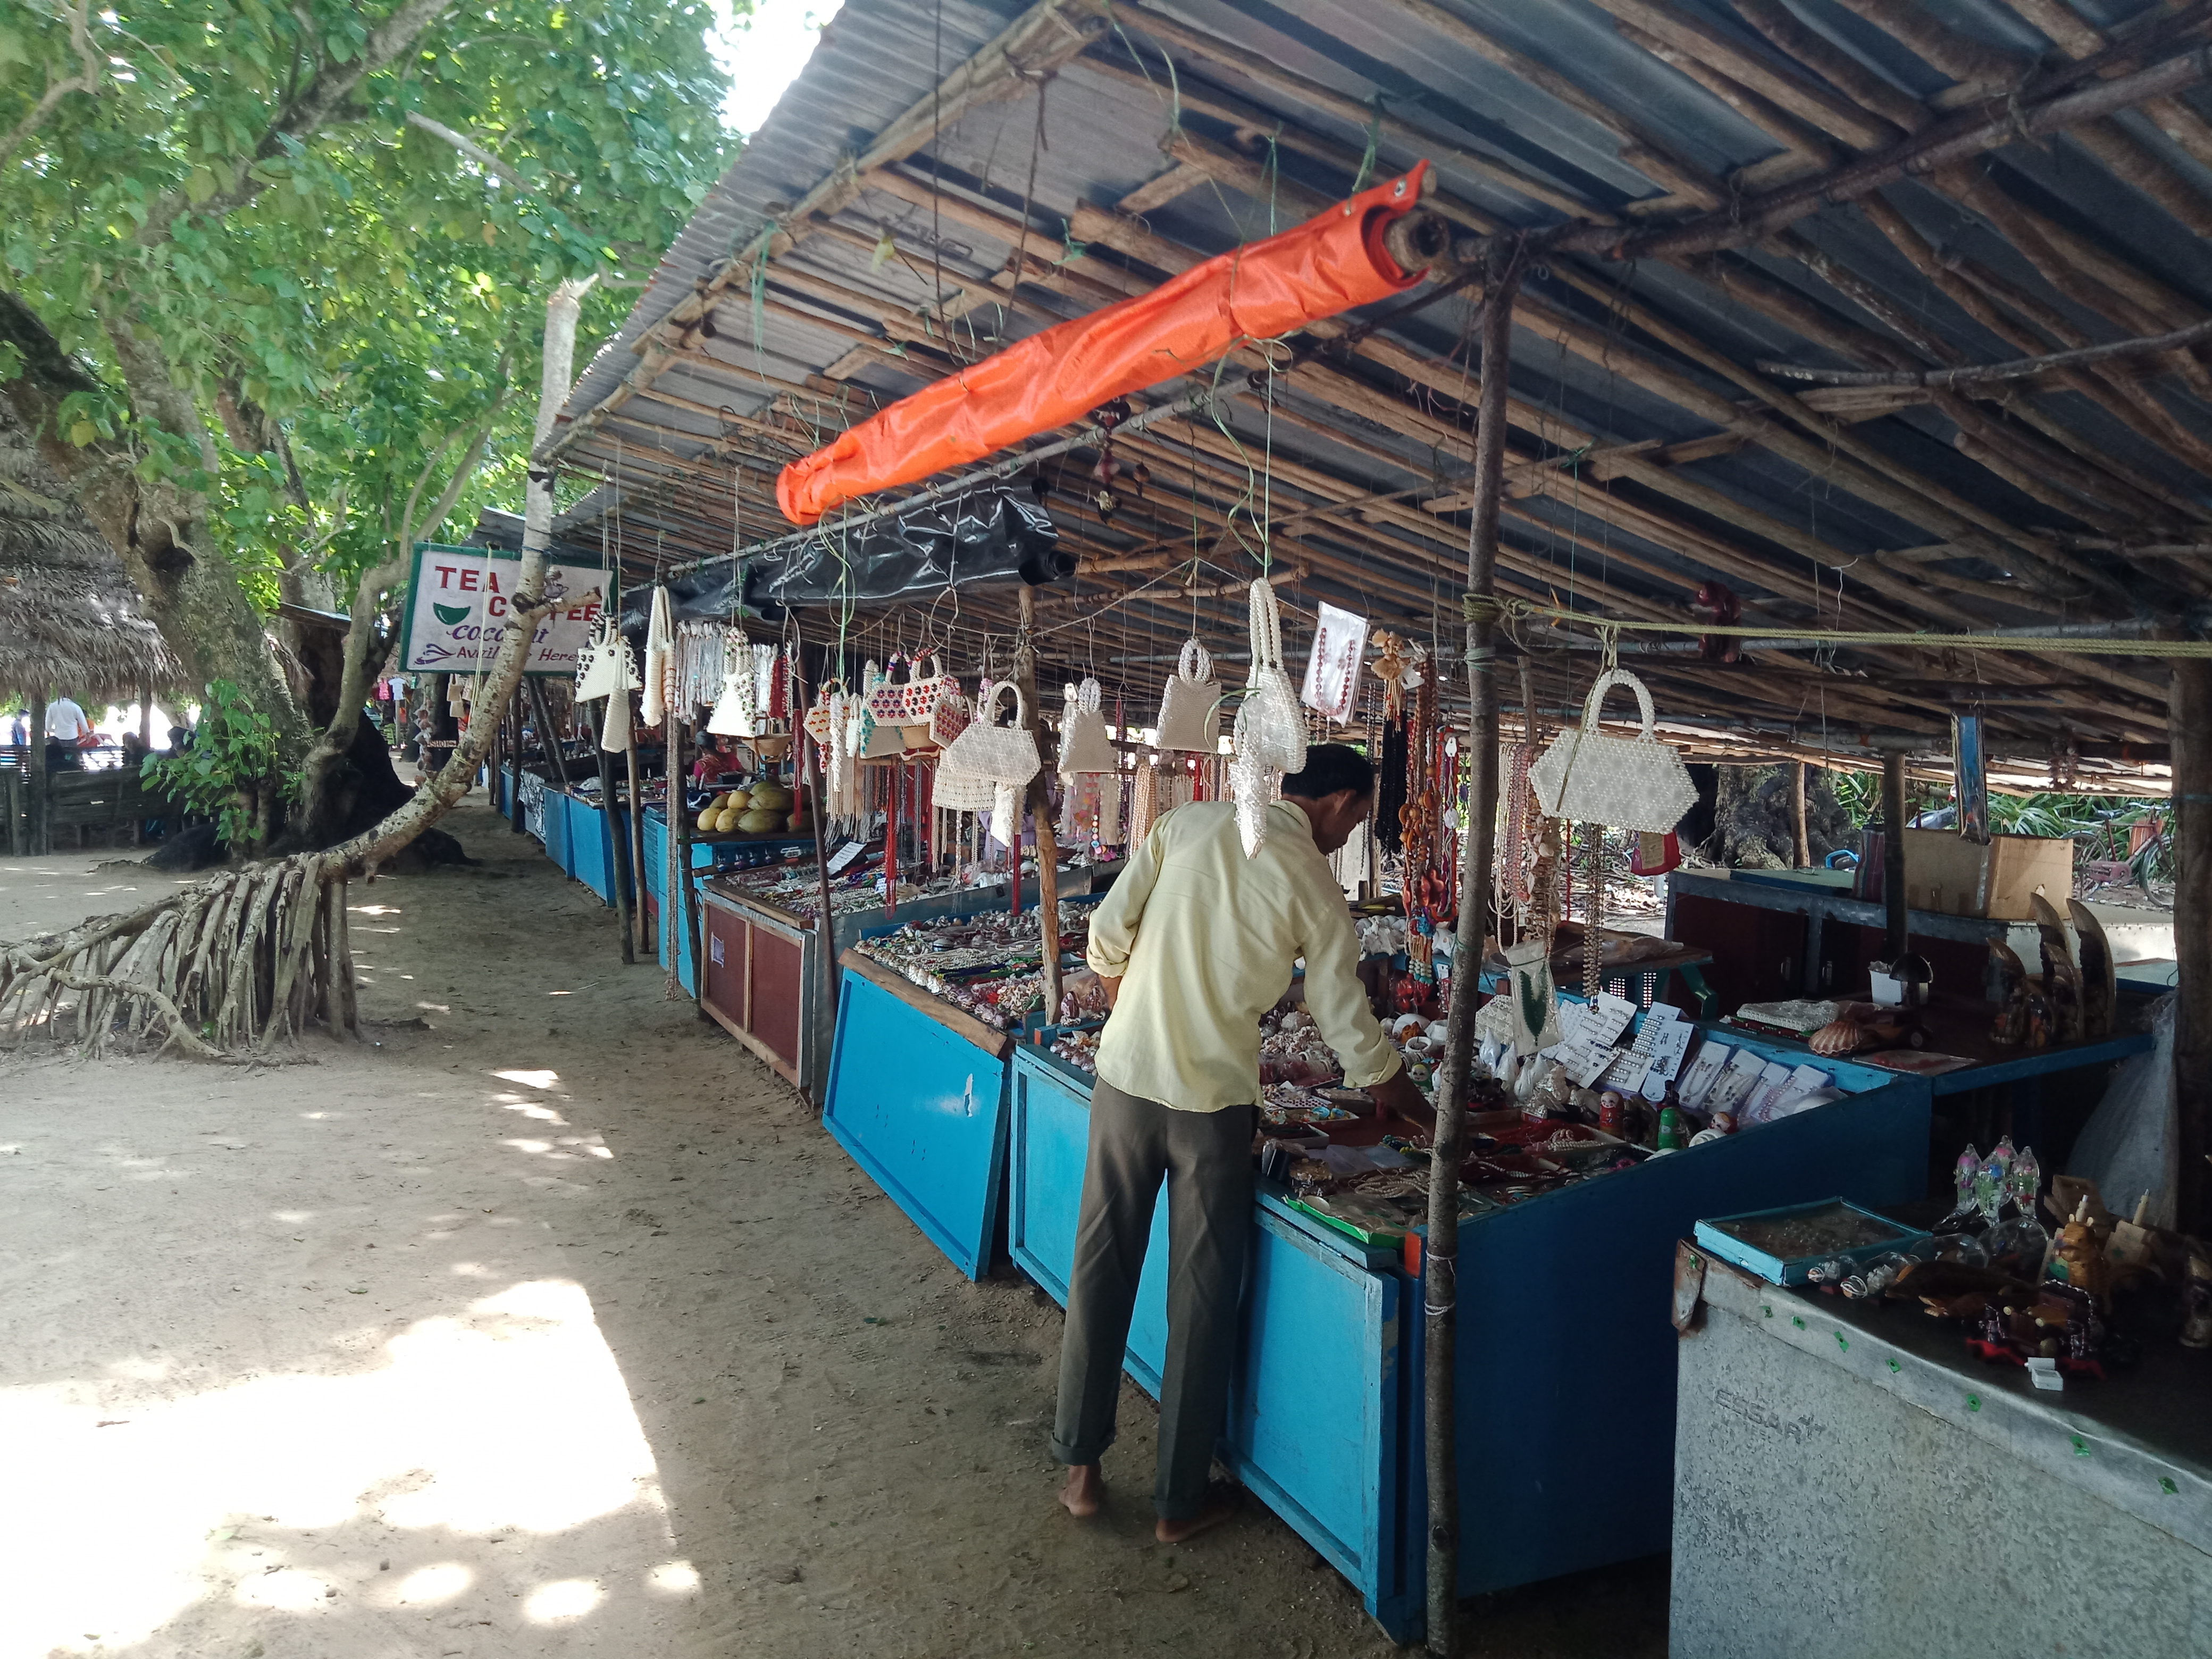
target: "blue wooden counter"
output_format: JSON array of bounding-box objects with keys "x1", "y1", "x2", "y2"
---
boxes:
[
  {"x1": 823, "y1": 954, "x2": 1021, "y2": 1281},
  {"x1": 1003, "y1": 1026, "x2": 1933, "y2": 1643}
]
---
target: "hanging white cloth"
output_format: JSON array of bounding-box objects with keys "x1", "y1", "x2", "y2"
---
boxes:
[{"x1": 641, "y1": 586, "x2": 674, "y2": 727}]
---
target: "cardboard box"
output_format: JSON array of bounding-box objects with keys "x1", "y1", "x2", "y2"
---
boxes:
[{"x1": 1901, "y1": 828, "x2": 2073, "y2": 919}]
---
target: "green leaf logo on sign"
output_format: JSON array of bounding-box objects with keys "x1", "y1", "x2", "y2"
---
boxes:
[{"x1": 434, "y1": 602, "x2": 473, "y2": 626}]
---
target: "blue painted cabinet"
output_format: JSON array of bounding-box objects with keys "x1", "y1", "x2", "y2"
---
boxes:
[
  {"x1": 1004, "y1": 1033, "x2": 1933, "y2": 1644},
  {"x1": 1009, "y1": 1045, "x2": 1411, "y2": 1625},
  {"x1": 823, "y1": 965, "x2": 1015, "y2": 1281}
]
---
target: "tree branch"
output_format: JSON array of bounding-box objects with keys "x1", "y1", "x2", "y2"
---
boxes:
[
  {"x1": 0, "y1": 0, "x2": 101, "y2": 173},
  {"x1": 137, "y1": 0, "x2": 453, "y2": 248},
  {"x1": 1759, "y1": 315, "x2": 2212, "y2": 389},
  {"x1": 405, "y1": 110, "x2": 532, "y2": 194}
]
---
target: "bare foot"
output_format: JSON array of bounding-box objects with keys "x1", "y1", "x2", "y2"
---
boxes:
[
  {"x1": 1154, "y1": 1492, "x2": 1236, "y2": 1543},
  {"x1": 1058, "y1": 1463, "x2": 1104, "y2": 1519}
]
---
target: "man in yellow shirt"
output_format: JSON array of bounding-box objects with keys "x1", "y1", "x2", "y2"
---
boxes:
[{"x1": 1052, "y1": 744, "x2": 1425, "y2": 1539}]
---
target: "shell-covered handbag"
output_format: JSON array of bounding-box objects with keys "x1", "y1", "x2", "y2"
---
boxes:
[
  {"x1": 1154, "y1": 640, "x2": 1221, "y2": 752},
  {"x1": 1231, "y1": 579, "x2": 1309, "y2": 856},
  {"x1": 942, "y1": 681, "x2": 1041, "y2": 790},
  {"x1": 904, "y1": 653, "x2": 953, "y2": 722},
  {"x1": 928, "y1": 678, "x2": 973, "y2": 749},
  {"x1": 574, "y1": 613, "x2": 637, "y2": 701},
  {"x1": 707, "y1": 635, "x2": 759, "y2": 737},
  {"x1": 933, "y1": 760, "x2": 998, "y2": 812},
  {"x1": 1057, "y1": 678, "x2": 1119, "y2": 774},
  {"x1": 1528, "y1": 668, "x2": 1697, "y2": 833},
  {"x1": 867, "y1": 654, "x2": 917, "y2": 724},
  {"x1": 803, "y1": 679, "x2": 843, "y2": 744}
]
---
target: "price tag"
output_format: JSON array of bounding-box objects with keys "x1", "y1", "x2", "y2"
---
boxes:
[{"x1": 826, "y1": 841, "x2": 865, "y2": 874}]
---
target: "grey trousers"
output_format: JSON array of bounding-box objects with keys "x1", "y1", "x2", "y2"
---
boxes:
[{"x1": 1049, "y1": 1076, "x2": 1255, "y2": 1520}]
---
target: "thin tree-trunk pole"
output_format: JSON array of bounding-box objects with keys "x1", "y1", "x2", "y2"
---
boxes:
[
  {"x1": 802, "y1": 659, "x2": 841, "y2": 1111},
  {"x1": 2171, "y1": 659, "x2": 2212, "y2": 1235},
  {"x1": 623, "y1": 699, "x2": 649, "y2": 958},
  {"x1": 1882, "y1": 748, "x2": 1911, "y2": 960},
  {"x1": 1552, "y1": 32, "x2": 2212, "y2": 260},
  {"x1": 1758, "y1": 313, "x2": 2212, "y2": 388},
  {"x1": 597, "y1": 717, "x2": 635, "y2": 965},
  {"x1": 1792, "y1": 761, "x2": 1812, "y2": 869},
  {"x1": 1426, "y1": 256, "x2": 1522, "y2": 1656},
  {"x1": 529, "y1": 676, "x2": 573, "y2": 790},
  {"x1": 666, "y1": 713, "x2": 687, "y2": 995},
  {"x1": 1016, "y1": 585, "x2": 1062, "y2": 1021}
]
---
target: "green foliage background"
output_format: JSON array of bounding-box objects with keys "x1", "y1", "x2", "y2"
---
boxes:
[{"x1": 1, "y1": 0, "x2": 739, "y2": 606}]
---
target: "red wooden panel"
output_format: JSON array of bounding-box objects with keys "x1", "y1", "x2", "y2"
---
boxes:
[
  {"x1": 748, "y1": 924, "x2": 806, "y2": 1071},
  {"x1": 702, "y1": 902, "x2": 747, "y2": 1028}
]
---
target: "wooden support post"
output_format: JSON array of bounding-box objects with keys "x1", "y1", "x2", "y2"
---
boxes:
[
  {"x1": 666, "y1": 714, "x2": 688, "y2": 995},
  {"x1": 529, "y1": 677, "x2": 573, "y2": 790},
  {"x1": 26, "y1": 692, "x2": 47, "y2": 858},
  {"x1": 623, "y1": 696, "x2": 650, "y2": 959},
  {"x1": 802, "y1": 657, "x2": 841, "y2": 1111},
  {"x1": 1881, "y1": 746, "x2": 1910, "y2": 960},
  {"x1": 1792, "y1": 761, "x2": 1811, "y2": 868},
  {"x1": 2172, "y1": 659, "x2": 2212, "y2": 1236},
  {"x1": 1017, "y1": 585, "x2": 1062, "y2": 1024},
  {"x1": 138, "y1": 685, "x2": 152, "y2": 751},
  {"x1": 502, "y1": 692, "x2": 526, "y2": 834},
  {"x1": 1426, "y1": 254, "x2": 1522, "y2": 1657},
  {"x1": 597, "y1": 712, "x2": 635, "y2": 966}
]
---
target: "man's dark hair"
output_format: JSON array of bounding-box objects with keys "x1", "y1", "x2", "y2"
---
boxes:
[{"x1": 1280, "y1": 743, "x2": 1373, "y2": 801}]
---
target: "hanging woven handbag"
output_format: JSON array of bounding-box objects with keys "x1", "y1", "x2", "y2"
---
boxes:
[
  {"x1": 1153, "y1": 640, "x2": 1221, "y2": 753},
  {"x1": 1230, "y1": 579, "x2": 1308, "y2": 856},
  {"x1": 1527, "y1": 668, "x2": 1698, "y2": 833},
  {"x1": 802, "y1": 680, "x2": 843, "y2": 745},
  {"x1": 867, "y1": 654, "x2": 917, "y2": 724},
  {"x1": 574, "y1": 613, "x2": 637, "y2": 701},
  {"x1": 928, "y1": 679, "x2": 973, "y2": 749},
  {"x1": 1057, "y1": 678, "x2": 1119, "y2": 774},
  {"x1": 901, "y1": 653, "x2": 952, "y2": 722},
  {"x1": 942, "y1": 681, "x2": 1041, "y2": 789},
  {"x1": 933, "y1": 760, "x2": 998, "y2": 812}
]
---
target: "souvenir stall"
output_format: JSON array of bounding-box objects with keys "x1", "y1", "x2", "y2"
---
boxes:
[
  {"x1": 523, "y1": 16, "x2": 2212, "y2": 1644},
  {"x1": 1673, "y1": 1111, "x2": 2212, "y2": 1656}
]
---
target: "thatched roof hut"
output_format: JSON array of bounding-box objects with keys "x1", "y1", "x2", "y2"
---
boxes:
[{"x1": 0, "y1": 397, "x2": 176, "y2": 704}]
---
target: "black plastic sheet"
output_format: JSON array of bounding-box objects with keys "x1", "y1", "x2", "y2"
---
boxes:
[
  {"x1": 741, "y1": 487, "x2": 1066, "y2": 615},
  {"x1": 617, "y1": 563, "x2": 747, "y2": 639}
]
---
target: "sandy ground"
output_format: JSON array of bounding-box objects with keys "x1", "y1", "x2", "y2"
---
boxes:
[{"x1": 0, "y1": 798, "x2": 1665, "y2": 1659}]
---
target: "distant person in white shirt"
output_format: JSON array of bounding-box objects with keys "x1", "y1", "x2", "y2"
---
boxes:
[{"x1": 45, "y1": 694, "x2": 94, "y2": 772}]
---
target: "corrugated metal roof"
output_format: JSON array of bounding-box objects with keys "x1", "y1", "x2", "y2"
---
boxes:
[{"x1": 549, "y1": 0, "x2": 2212, "y2": 763}]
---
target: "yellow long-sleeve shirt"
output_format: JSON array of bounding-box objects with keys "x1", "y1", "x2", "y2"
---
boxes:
[{"x1": 1085, "y1": 799, "x2": 1402, "y2": 1112}]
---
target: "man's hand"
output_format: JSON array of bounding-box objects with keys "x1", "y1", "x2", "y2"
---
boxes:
[
  {"x1": 1099, "y1": 974, "x2": 1121, "y2": 1010},
  {"x1": 1366, "y1": 1067, "x2": 1431, "y2": 1130}
]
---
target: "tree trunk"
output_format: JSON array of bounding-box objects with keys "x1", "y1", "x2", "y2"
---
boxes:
[
  {"x1": 1426, "y1": 255, "x2": 1521, "y2": 1657},
  {"x1": 27, "y1": 692, "x2": 48, "y2": 857}
]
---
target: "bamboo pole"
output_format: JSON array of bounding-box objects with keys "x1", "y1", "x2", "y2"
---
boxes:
[
  {"x1": 1425, "y1": 248, "x2": 1522, "y2": 1655},
  {"x1": 2172, "y1": 658, "x2": 2212, "y2": 1234},
  {"x1": 597, "y1": 714, "x2": 636, "y2": 966},
  {"x1": 1760, "y1": 315, "x2": 2212, "y2": 388},
  {"x1": 624, "y1": 697, "x2": 649, "y2": 959},
  {"x1": 1017, "y1": 585, "x2": 1062, "y2": 1023},
  {"x1": 529, "y1": 676, "x2": 573, "y2": 790},
  {"x1": 1792, "y1": 761, "x2": 1811, "y2": 868},
  {"x1": 803, "y1": 661, "x2": 839, "y2": 1111},
  {"x1": 1546, "y1": 36, "x2": 2212, "y2": 258},
  {"x1": 1881, "y1": 747, "x2": 1910, "y2": 960}
]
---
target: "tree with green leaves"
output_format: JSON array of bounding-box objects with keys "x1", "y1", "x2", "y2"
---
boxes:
[
  {"x1": 1, "y1": 0, "x2": 732, "y2": 839},
  {"x1": 0, "y1": 0, "x2": 739, "y2": 1052}
]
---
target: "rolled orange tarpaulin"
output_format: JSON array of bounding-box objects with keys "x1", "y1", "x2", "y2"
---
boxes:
[{"x1": 776, "y1": 162, "x2": 1435, "y2": 526}]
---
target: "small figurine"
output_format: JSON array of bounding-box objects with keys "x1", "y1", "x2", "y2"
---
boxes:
[
  {"x1": 2048, "y1": 1197, "x2": 2112, "y2": 1308},
  {"x1": 1938, "y1": 1144, "x2": 1983, "y2": 1234},
  {"x1": 2182, "y1": 1250, "x2": 2212, "y2": 1350},
  {"x1": 2069, "y1": 898, "x2": 2117, "y2": 1041},
  {"x1": 1988, "y1": 942, "x2": 2031, "y2": 1046}
]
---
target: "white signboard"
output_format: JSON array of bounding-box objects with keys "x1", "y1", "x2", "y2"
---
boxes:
[{"x1": 399, "y1": 543, "x2": 607, "y2": 677}]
